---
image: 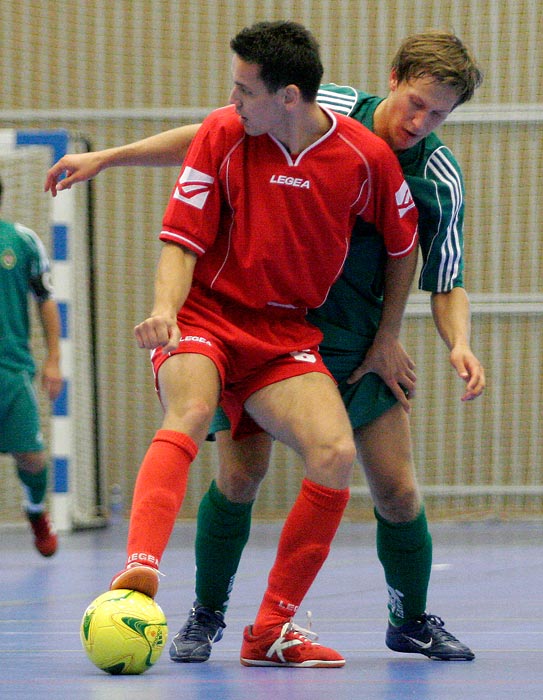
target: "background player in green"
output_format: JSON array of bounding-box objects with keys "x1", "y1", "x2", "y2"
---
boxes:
[
  {"x1": 0, "y1": 177, "x2": 62, "y2": 556},
  {"x1": 45, "y1": 29, "x2": 485, "y2": 660}
]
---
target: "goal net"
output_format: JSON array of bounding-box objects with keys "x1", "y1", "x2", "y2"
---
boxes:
[{"x1": 0, "y1": 133, "x2": 104, "y2": 530}]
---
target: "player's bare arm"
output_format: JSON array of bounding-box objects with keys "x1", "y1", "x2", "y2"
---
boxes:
[
  {"x1": 134, "y1": 242, "x2": 197, "y2": 354},
  {"x1": 431, "y1": 287, "x2": 485, "y2": 400},
  {"x1": 44, "y1": 124, "x2": 202, "y2": 196},
  {"x1": 347, "y1": 248, "x2": 418, "y2": 411},
  {"x1": 37, "y1": 298, "x2": 63, "y2": 401}
]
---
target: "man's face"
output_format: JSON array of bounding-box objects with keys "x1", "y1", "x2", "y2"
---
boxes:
[
  {"x1": 383, "y1": 71, "x2": 460, "y2": 152},
  {"x1": 229, "y1": 55, "x2": 285, "y2": 136}
]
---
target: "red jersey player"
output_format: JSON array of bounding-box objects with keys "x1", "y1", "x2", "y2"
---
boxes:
[
  {"x1": 152, "y1": 102, "x2": 417, "y2": 439},
  {"x1": 110, "y1": 20, "x2": 418, "y2": 667}
]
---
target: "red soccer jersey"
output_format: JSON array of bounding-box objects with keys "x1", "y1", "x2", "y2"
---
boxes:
[{"x1": 161, "y1": 104, "x2": 418, "y2": 311}]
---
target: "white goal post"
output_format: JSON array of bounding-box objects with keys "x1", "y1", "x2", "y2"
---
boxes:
[{"x1": 0, "y1": 129, "x2": 104, "y2": 530}]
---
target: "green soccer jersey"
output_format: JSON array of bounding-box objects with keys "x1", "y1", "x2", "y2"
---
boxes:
[
  {"x1": 310, "y1": 83, "x2": 466, "y2": 344},
  {"x1": 0, "y1": 219, "x2": 54, "y2": 374}
]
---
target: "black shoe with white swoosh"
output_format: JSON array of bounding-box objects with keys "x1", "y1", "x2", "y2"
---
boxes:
[{"x1": 385, "y1": 613, "x2": 475, "y2": 661}]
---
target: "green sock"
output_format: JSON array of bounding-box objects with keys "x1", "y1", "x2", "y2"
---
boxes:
[
  {"x1": 17, "y1": 466, "x2": 48, "y2": 508},
  {"x1": 194, "y1": 479, "x2": 253, "y2": 613},
  {"x1": 375, "y1": 506, "x2": 432, "y2": 625}
]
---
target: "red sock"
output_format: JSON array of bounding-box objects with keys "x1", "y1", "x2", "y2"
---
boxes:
[
  {"x1": 252, "y1": 478, "x2": 349, "y2": 635},
  {"x1": 125, "y1": 429, "x2": 198, "y2": 569}
]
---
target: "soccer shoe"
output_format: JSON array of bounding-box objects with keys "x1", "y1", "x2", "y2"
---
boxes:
[
  {"x1": 110, "y1": 563, "x2": 160, "y2": 599},
  {"x1": 385, "y1": 613, "x2": 475, "y2": 661},
  {"x1": 169, "y1": 601, "x2": 226, "y2": 663},
  {"x1": 240, "y1": 620, "x2": 345, "y2": 668},
  {"x1": 26, "y1": 510, "x2": 58, "y2": 557}
]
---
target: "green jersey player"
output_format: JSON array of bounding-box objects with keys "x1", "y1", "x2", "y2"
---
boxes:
[
  {"x1": 0, "y1": 177, "x2": 62, "y2": 556},
  {"x1": 310, "y1": 79, "x2": 472, "y2": 425},
  {"x1": 45, "y1": 30, "x2": 485, "y2": 663}
]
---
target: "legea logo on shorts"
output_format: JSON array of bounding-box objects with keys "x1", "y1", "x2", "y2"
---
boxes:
[
  {"x1": 290, "y1": 350, "x2": 317, "y2": 363},
  {"x1": 173, "y1": 167, "x2": 215, "y2": 209}
]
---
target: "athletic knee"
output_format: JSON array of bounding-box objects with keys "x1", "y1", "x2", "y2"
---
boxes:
[
  {"x1": 335, "y1": 435, "x2": 357, "y2": 469},
  {"x1": 307, "y1": 434, "x2": 356, "y2": 488},
  {"x1": 14, "y1": 452, "x2": 46, "y2": 474},
  {"x1": 374, "y1": 483, "x2": 422, "y2": 523},
  {"x1": 218, "y1": 468, "x2": 262, "y2": 503},
  {"x1": 166, "y1": 397, "x2": 216, "y2": 435}
]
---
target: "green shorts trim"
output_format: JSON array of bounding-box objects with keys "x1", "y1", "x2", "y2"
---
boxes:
[{"x1": 0, "y1": 369, "x2": 43, "y2": 453}]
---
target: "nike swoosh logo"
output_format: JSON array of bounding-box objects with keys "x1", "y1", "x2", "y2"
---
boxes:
[{"x1": 404, "y1": 635, "x2": 433, "y2": 650}]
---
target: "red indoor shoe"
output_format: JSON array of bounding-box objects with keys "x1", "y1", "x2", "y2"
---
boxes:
[
  {"x1": 240, "y1": 620, "x2": 345, "y2": 668},
  {"x1": 26, "y1": 510, "x2": 58, "y2": 557}
]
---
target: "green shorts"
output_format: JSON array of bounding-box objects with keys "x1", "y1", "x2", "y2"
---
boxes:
[
  {"x1": 209, "y1": 319, "x2": 396, "y2": 434},
  {"x1": 321, "y1": 347, "x2": 396, "y2": 430},
  {"x1": 0, "y1": 369, "x2": 44, "y2": 453}
]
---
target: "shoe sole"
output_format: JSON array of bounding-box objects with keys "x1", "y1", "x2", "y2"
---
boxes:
[
  {"x1": 240, "y1": 657, "x2": 345, "y2": 668},
  {"x1": 386, "y1": 640, "x2": 475, "y2": 661},
  {"x1": 110, "y1": 567, "x2": 159, "y2": 598},
  {"x1": 169, "y1": 640, "x2": 211, "y2": 663},
  {"x1": 170, "y1": 653, "x2": 210, "y2": 663}
]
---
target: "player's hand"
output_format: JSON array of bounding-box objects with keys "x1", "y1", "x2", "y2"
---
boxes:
[
  {"x1": 134, "y1": 314, "x2": 180, "y2": 354},
  {"x1": 449, "y1": 345, "x2": 485, "y2": 401},
  {"x1": 347, "y1": 335, "x2": 416, "y2": 413},
  {"x1": 44, "y1": 152, "x2": 104, "y2": 196},
  {"x1": 41, "y1": 358, "x2": 63, "y2": 401}
]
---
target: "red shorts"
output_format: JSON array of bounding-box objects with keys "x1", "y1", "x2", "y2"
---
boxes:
[{"x1": 151, "y1": 285, "x2": 334, "y2": 439}]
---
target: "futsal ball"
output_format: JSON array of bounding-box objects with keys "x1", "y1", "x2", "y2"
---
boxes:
[{"x1": 80, "y1": 589, "x2": 168, "y2": 675}]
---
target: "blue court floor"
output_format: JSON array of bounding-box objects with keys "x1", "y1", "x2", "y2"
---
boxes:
[{"x1": 2, "y1": 518, "x2": 542, "y2": 699}]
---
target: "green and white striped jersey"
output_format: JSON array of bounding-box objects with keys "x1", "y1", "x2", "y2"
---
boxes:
[
  {"x1": 317, "y1": 83, "x2": 465, "y2": 294},
  {"x1": 309, "y1": 83, "x2": 466, "y2": 343}
]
